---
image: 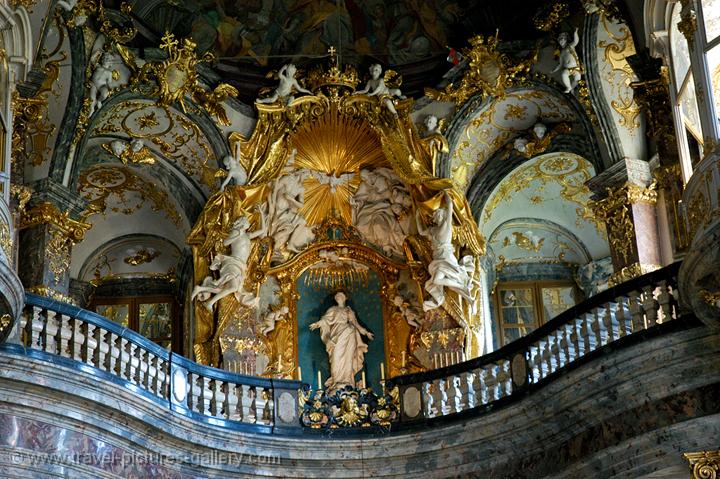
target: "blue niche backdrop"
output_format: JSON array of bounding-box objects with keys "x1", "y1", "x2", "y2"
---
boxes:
[{"x1": 296, "y1": 270, "x2": 385, "y2": 391}]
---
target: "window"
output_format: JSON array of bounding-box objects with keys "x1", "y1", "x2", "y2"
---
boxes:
[
  {"x1": 494, "y1": 281, "x2": 580, "y2": 347},
  {"x1": 91, "y1": 296, "x2": 179, "y2": 352}
]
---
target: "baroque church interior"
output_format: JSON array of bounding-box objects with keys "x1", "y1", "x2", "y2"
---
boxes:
[{"x1": 0, "y1": 0, "x2": 719, "y2": 477}]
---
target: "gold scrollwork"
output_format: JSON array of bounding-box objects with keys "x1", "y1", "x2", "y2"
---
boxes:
[
  {"x1": 533, "y1": 2, "x2": 570, "y2": 32},
  {"x1": 129, "y1": 32, "x2": 238, "y2": 126},
  {"x1": 425, "y1": 33, "x2": 536, "y2": 108},
  {"x1": 25, "y1": 286, "x2": 77, "y2": 305},
  {"x1": 607, "y1": 262, "x2": 660, "y2": 287},
  {"x1": 590, "y1": 184, "x2": 639, "y2": 265},
  {"x1": 78, "y1": 164, "x2": 183, "y2": 227},
  {"x1": 677, "y1": 1, "x2": 698, "y2": 48},
  {"x1": 20, "y1": 202, "x2": 91, "y2": 285},
  {"x1": 684, "y1": 450, "x2": 720, "y2": 479}
]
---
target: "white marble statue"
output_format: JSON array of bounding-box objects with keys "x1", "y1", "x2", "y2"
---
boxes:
[
  {"x1": 513, "y1": 137, "x2": 529, "y2": 153},
  {"x1": 191, "y1": 214, "x2": 266, "y2": 311},
  {"x1": 350, "y1": 168, "x2": 409, "y2": 256},
  {"x1": 88, "y1": 52, "x2": 130, "y2": 116},
  {"x1": 310, "y1": 292, "x2": 374, "y2": 391},
  {"x1": 256, "y1": 64, "x2": 312, "y2": 105},
  {"x1": 533, "y1": 122, "x2": 547, "y2": 140},
  {"x1": 416, "y1": 192, "x2": 474, "y2": 311},
  {"x1": 392, "y1": 294, "x2": 421, "y2": 328},
  {"x1": 266, "y1": 172, "x2": 314, "y2": 256},
  {"x1": 260, "y1": 305, "x2": 289, "y2": 336},
  {"x1": 220, "y1": 154, "x2": 248, "y2": 191},
  {"x1": 552, "y1": 28, "x2": 582, "y2": 94},
  {"x1": 424, "y1": 115, "x2": 440, "y2": 135},
  {"x1": 354, "y1": 64, "x2": 405, "y2": 116}
]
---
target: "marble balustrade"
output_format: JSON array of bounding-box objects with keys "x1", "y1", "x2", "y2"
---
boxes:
[{"x1": 390, "y1": 263, "x2": 680, "y2": 423}]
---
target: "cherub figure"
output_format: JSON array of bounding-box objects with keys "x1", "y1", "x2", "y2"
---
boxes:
[
  {"x1": 260, "y1": 305, "x2": 290, "y2": 336},
  {"x1": 104, "y1": 138, "x2": 155, "y2": 165},
  {"x1": 424, "y1": 115, "x2": 440, "y2": 135},
  {"x1": 256, "y1": 64, "x2": 312, "y2": 105},
  {"x1": 354, "y1": 64, "x2": 406, "y2": 116},
  {"x1": 552, "y1": 28, "x2": 582, "y2": 94},
  {"x1": 89, "y1": 53, "x2": 115, "y2": 115},
  {"x1": 392, "y1": 294, "x2": 421, "y2": 328},
  {"x1": 220, "y1": 154, "x2": 248, "y2": 191}
]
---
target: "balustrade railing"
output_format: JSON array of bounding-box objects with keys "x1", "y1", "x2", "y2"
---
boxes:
[
  {"x1": 13, "y1": 294, "x2": 301, "y2": 432},
  {"x1": 387, "y1": 262, "x2": 684, "y2": 425},
  {"x1": 2, "y1": 263, "x2": 688, "y2": 434}
]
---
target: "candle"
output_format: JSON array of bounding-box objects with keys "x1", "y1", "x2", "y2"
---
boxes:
[
  {"x1": 361, "y1": 371, "x2": 366, "y2": 389},
  {"x1": 297, "y1": 366, "x2": 302, "y2": 381},
  {"x1": 380, "y1": 362, "x2": 385, "y2": 381},
  {"x1": 317, "y1": 370, "x2": 322, "y2": 390},
  {"x1": 401, "y1": 351, "x2": 406, "y2": 368}
]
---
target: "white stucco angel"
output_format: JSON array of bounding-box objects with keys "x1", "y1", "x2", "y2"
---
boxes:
[
  {"x1": 220, "y1": 154, "x2": 248, "y2": 191},
  {"x1": 191, "y1": 214, "x2": 266, "y2": 311},
  {"x1": 416, "y1": 192, "x2": 474, "y2": 311},
  {"x1": 392, "y1": 295, "x2": 421, "y2": 328},
  {"x1": 266, "y1": 172, "x2": 314, "y2": 255},
  {"x1": 256, "y1": 64, "x2": 312, "y2": 105},
  {"x1": 354, "y1": 64, "x2": 406, "y2": 116},
  {"x1": 310, "y1": 292, "x2": 374, "y2": 391},
  {"x1": 260, "y1": 305, "x2": 290, "y2": 336},
  {"x1": 552, "y1": 28, "x2": 582, "y2": 94},
  {"x1": 105, "y1": 138, "x2": 155, "y2": 165}
]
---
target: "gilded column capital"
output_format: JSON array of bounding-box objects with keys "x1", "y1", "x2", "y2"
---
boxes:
[
  {"x1": 19, "y1": 202, "x2": 91, "y2": 243},
  {"x1": 684, "y1": 450, "x2": 720, "y2": 479}
]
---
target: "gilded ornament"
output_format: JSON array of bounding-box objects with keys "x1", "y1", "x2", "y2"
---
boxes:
[
  {"x1": 699, "y1": 290, "x2": 720, "y2": 308},
  {"x1": 599, "y1": 15, "x2": 642, "y2": 133},
  {"x1": 0, "y1": 314, "x2": 10, "y2": 333},
  {"x1": 10, "y1": 184, "x2": 32, "y2": 213},
  {"x1": 677, "y1": 2, "x2": 698, "y2": 47},
  {"x1": 78, "y1": 164, "x2": 183, "y2": 227},
  {"x1": 0, "y1": 222, "x2": 11, "y2": 261},
  {"x1": 533, "y1": 2, "x2": 570, "y2": 32},
  {"x1": 607, "y1": 263, "x2": 660, "y2": 287},
  {"x1": 126, "y1": 32, "x2": 238, "y2": 126},
  {"x1": 123, "y1": 247, "x2": 160, "y2": 266},
  {"x1": 684, "y1": 450, "x2": 720, "y2": 479},
  {"x1": 425, "y1": 34, "x2": 536, "y2": 107},
  {"x1": 590, "y1": 184, "x2": 642, "y2": 265},
  {"x1": 25, "y1": 286, "x2": 77, "y2": 305}
]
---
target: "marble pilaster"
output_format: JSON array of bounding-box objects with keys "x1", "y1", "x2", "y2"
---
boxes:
[{"x1": 587, "y1": 158, "x2": 661, "y2": 285}]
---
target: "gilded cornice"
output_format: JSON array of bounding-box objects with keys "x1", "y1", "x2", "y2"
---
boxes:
[{"x1": 20, "y1": 202, "x2": 91, "y2": 242}]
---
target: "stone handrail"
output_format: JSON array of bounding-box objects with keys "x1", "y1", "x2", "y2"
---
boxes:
[
  {"x1": 387, "y1": 262, "x2": 682, "y2": 425},
  {"x1": 16, "y1": 293, "x2": 302, "y2": 433}
]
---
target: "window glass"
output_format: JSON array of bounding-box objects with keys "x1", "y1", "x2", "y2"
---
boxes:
[
  {"x1": 541, "y1": 286, "x2": 575, "y2": 320},
  {"x1": 671, "y1": 4, "x2": 691, "y2": 90},
  {"x1": 498, "y1": 288, "x2": 538, "y2": 345},
  {"x1": 680, "y1": 74, "x2": 703, "y2": 142},
  {"x1": 702, "y1": 0, "x2": 720, "y2": 44},
  {"x1": 139, "y1": 302, "x2": 172, "y2": 349},
  {"x1": 96, "y1": 304, "x2": 130, "y2": 327},
  {"x1": 707, "y1": 46, "x2": 720, "y2": 113}
]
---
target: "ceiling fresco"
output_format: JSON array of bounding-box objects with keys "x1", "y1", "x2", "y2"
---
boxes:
[{"x1": 125, "y1": 0, "x2": 548, "y2": 99}]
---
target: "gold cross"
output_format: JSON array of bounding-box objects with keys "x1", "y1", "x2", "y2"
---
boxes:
[{"x1": 328, "y1": 46, "x2": 336, "y2": 57}]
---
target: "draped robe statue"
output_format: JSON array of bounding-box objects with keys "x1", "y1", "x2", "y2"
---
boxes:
[{"x1": 310, "y1": 292, "x2": 374, "y2": 390}]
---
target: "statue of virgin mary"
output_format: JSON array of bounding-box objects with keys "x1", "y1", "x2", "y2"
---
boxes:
[{"x1": 310, "y1": 292, "x2": 374, "y2": 390}]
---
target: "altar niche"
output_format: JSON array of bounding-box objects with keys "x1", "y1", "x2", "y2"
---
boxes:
[{"x1": 297, "y1": 271, "x2": 385, "y2": 392}]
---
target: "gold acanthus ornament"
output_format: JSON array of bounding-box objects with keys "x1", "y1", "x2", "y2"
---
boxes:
[
  {"x1": 684, "y1": 450, "x2": 720, "y2": 479},
  {"x1": 119, "y1": 32, "x2": 238, "y2": 126},
  {"x1": 425, "y1": 33, "x2": 536, "y2": 108},
  {"x1": 188, "y1": 61, "x2": 486, "y2": 370}
]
